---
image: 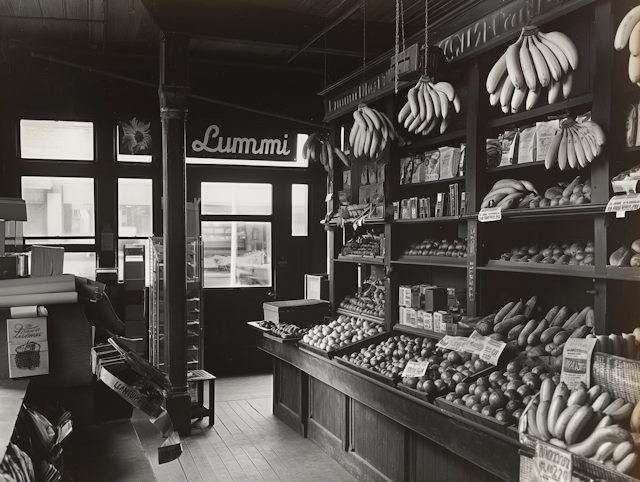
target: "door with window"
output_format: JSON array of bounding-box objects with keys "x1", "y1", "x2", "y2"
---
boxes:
[{"x1": 192, "y1": 170, "x2": 324, "y2": 375}]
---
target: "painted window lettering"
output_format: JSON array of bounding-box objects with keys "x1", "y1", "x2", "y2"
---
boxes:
[{"x1": 192, "y1": 124, "x2": 291, "y2": 156}]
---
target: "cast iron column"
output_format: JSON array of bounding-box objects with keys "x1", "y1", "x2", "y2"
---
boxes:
[{"x1": 159, "y1": 31, "x2": 190, "y2": 437}]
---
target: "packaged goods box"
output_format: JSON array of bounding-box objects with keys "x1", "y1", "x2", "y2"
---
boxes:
[
  {"x1": 304, "y1": 274, "x2": 329, "y2": 301},
  {"x1": 262, "y1": 299, "x2": 330, "y2": 327}
]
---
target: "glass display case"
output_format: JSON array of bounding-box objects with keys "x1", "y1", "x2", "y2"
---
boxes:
[{"x1": 148, "y1": 236, "x2": 203, "y2": 371}]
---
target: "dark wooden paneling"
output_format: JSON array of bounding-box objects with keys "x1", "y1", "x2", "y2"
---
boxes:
[
  {"x1": 278, "y1": 358, "x2": 301, "y2": 412},
  {"x1": 351, "y1": 400, "x2": 405, "y2": 482},
  {"x1": 309, "y1": 377, "x2": 345, "y2": 440}
]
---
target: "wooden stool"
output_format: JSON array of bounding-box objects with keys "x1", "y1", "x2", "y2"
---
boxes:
[{"x1": 187, "y1": 369, "x2": 216, "y2": 426}]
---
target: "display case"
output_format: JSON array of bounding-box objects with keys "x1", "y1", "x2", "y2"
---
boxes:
[{"x1": 148, "y1": 236, "x2": 204, "y2": 372}]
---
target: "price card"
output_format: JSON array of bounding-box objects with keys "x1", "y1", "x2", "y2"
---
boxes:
[
  {"x1": 605, "y1": 193, "x2": 640, "y2": 217},
  {"x1": 466, "y1": 331, "x2": 487, "y2": 355},
  {"x1": 401, "y1": 360, "x2": 429, "y2": 378},
  {"x1": 325, "y1": 193, "x2": 333, "y2": 202},
  {"x1": 437, "y1": 336, "x2": 468, "y2": 352},
  {"x1": 480, "y1": 337, "x2": 507, "y2": 366},
  {"x1": 561, "y1": 338, "x2": 597, "y2": 390},
  {"x1": 478, "y1": 207, "x2": 502, "y2": 222},
  {"x1": 533, "y1": 441, "x2": 572, "y2": 482},
  {"x1": 612, "y1": 179, "x2": 638, "y2": 194}
]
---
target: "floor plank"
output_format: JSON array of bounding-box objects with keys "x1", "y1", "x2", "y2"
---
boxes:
[{"x1": 132, "y1": 373, "x2": 359, "y2": 482}]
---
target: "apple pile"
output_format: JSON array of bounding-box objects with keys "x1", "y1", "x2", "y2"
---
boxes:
[
  {"x1": 498, "y1": 240, "x2": 595, "y2": 266},
  {"x1": 442, "y1": 359, "x2": 556, "y2": 425},
  {"x1": 403, "y1": 237, "x2": 468, "y2": 258},
  {"x1": 341, "y1": 334, "x2": 491, "y2": 396},
  {"x1": 300, "y1": 315, "x2": 384, "y2": 352},
  {"x1": 338, "y1": 276, "x2": 385, "y2": 318}
]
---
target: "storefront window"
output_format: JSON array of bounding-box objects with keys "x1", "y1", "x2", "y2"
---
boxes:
[
  {"x1": 20, "y1": 120, "x2": 94, "y2": 161},
  {"x1": 201, "y1": 182, "x2": 272, "y2": 215},
  {"x1": 292, "y1": 184, "x2": 308, "y2": 236}
]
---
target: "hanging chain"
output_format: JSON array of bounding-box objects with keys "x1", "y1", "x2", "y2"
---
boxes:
[
  {"x1": 362, "y1": 0, "x2": 366, "y2": 103},
  {"x1": 424, "y1": 0, "x2": 429, "y2": 75},
  {"x1": 394, "y1": 0, "x2": 406, "y2": 93},
  {"x1": 400, "y1": 0, "x2": 405, "y2": 52}
]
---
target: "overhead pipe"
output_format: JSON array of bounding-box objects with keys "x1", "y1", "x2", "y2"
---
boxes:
[{"x1": 30, "y1": 52, "x2": 325, "y2": 128}]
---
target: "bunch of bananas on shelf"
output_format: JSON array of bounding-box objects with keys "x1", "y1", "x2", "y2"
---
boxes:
[
  {"x1": 397, "y1": 75, "x2": 461, "y2": 135},
  {"x1": 486, "y1": 27, "x2": 579, "y2": 113},
  {"x1": 481, "y1": 178, "x2": 540, "y2": 210},
  {"x1": 349, "y1": 104, "x2": 396, "y2": 158},
  {"x1": 615, "y1": 5, "x2": 640, "y2": 84},
  {"x1": 523, "y1": 380, "x2": 638, "y2": 475},
  {"x1": 302, "y1": 132, "x2": 351, "y2": 171},
  {"x1": 544, "y1": 118, "x2": 605, "y2": 170}
]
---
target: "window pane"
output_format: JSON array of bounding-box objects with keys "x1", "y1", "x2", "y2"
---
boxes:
[
  {"x1": 26, "y1": 239, "x2": 95, "y2": 245},
  {"x1": 118, "y1": 178, "x2": 153, "y2": 237},
  {"x1": 202, "y1": 221, "x2": 271, "y2": 288},
  {"x1": 27, "y1": 252, "x2": 96, "y2": 279},
  {"x1": 118, "y1": 239, "x2": 150, "y2": 285},
  {"x1": 292, "y1": 184, "x2": 308, "y2": 236},
  {"x1": 20, "y1": 120, "x2": 94, "y2": 160},
  {"x1": 116, "y1": 131, "x2": 152, "y2": 163},
  {"x1": 201, "y1": 183, "x2": 272, "y2": 215},
  {"x1": 22, "y1": 177, "x2": 95, "y2": 237}
]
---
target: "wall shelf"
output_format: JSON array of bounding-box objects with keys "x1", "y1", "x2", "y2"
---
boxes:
[
  {"x1": 399, "y1": 176, "x2": 465, "y2": 188},
  {"x1": 479, "y1": 260, "x2": 598, "y2": 279},
  {"x1": 335, "y1": 256, "x2": 384, "y2": 265},
  {"x1": 392, "y1": 256, "x2": 467, "y2": 268},
  {"x1": 393, "y1": 324, "x2": 445, "y2": 339},
  {"x1": 399, "y1": 129, "x2": 467, "y2": 152}
]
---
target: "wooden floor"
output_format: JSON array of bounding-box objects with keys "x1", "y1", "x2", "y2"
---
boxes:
[{"x1": 132, "y1": 374, "x2": 359, "y2": 482}]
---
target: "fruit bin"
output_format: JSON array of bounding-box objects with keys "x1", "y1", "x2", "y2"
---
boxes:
[
  {"x1": 298, "y1": 330, "x2": 391, "y2": 360},
  {"x1": 334, "y1": 354, "x2": 399, "y2": 387}
]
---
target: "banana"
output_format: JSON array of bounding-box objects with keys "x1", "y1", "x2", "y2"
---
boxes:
[
  {"x1": 592, "y1": 391, "x2": 613, "y2": 412},
  {"x1": 537, "y1": 34, "x2": 570, "y2": 74},
  {"x1": 553, "y1": 381, "x2": 569, "y2": 401},
  {"x1": 596, "y1": 415, "x2": 614, "y2": 430},
  {"x1": 319, "y1": 141, "x2": 327, "y2": 166},
  {"x1": 567, "y1": 384, "x2": 588, "y2": 406},
  {"x1": 568, "y1": 426, "x2": 633, "y2": 457},
  {"x1": 617, "y1": 453, "x2": 638, "y2": 475},
  {"x1": 548, "y1": 394, "x2": 567, "y2": 438},
  {"x1": 630, "y1": 54, "x2": 640, "y2": 84},
  {"x1": 369, "y1": 130, "x2": 379, "y2": 158},
  {"x1": 362, "y1": 106, "x2": 381, "y2": 130},
  {"x1": 545, "y1": 129, "x2": 563, "y2": 169},
  {"x1": 548, "y1": 78, "x2": 562, "y2": 105},
  {"x1": 404, "y1": 112, "x2": 416, "y2": 129},
  {"x1": 417, "y1": 83, "x2": 427, "y2": 121},
  {"x1": 424, "y1": 83, "x2": 435, "y2": 125},
  {"x1": 526, "y1": 87, "x2": 540, "y2": 111},
  {"x1": 378, "y1": 113, "x2": 389, "y2": 141},
  {"x1": 354, "y1": 110, "x2": 368, "y2": 130},
  {"x1": 490, "y1": 75, "x2": 506, "y2": 106},
  {"x1": 415, "y1": 116, "x2": 431, "y2": 135},
  {"x1": 506, "y1": 35, "x2": 526, "y2": 90},
  {"x1": 519, "y1": 37, "x2": 538, "y2": 91},
  {"x1": 527, "y1": 35, "x2": 551, "y2": 88},
  {"x1": 532, "y1": 34, "x2": 563, "y2": 81},
  {"x1": 554, "y1": 405, "x2": 581, "y2": 441},
  {"x1": 363, "y1": 127, "x2": 372, "y2": 155},
  {"x1": 623, "y1": 333, "x2": 637, "y2": 359},
  {"x1": 435, "y1": 89, "x2": 450, "y2": 120},
  {"x1": 452, "y1": 92, "x2": 461, "y2": 113},
  {"x1": 604, "y1": 398, "x2": 627, "y2": 416},
  {"x1": 326, "y1": 141, "x2": 334, "y2": 169},
  {"x1": 583, "y1": 120, "x2": 605, "y2": 146},
  {"x1": 511, "y1": 87, "x2": 527, "y2": 113},
  {"x1": 586, "y1": 385, "x2": 602, "y2": 404},
  {"x1": 496, "y1": 192, "x2": 525, "y2": 209},
  {"x1": 540, "y1": 378, "x2": 556, "y2": 403},
  {"x1": 408, "y1": 85, "x2": 420, "y2": 118},
  {"x1": 594, "y1": 442, "x2": 617, "y2": 462},
  {"x1": 492, "y1": 179, "x2": 527, "y2": 191},
  {"x1": 486, "y1": 53, "x2": 508, "y2": 94},
  {"x1": 434, "y1": 82, "x2": 455, "y2": 102},
  {"x1": 562, "y1": 70, "x2": 573, "y2": 99},
  {"x1": 630, "y1": 20, "x2": 640, "y2": 56},
  {"x1": 564, "y1": 405, "x2": 593, "y2": 445},
  {"x1": 557, "y1": 129, "x2": 568, "y2": 170},
  {"x1": 379, "y1": 112, "x2": 396, "y2": 140},
  {"x1": 571, "y1": 127, "x2": 588, "y2": 168},
  {"x1": 576, "y1": 129, "x2": 595, "y2": 163},
  {"x1": 527, "y1": 402, "x2": 543, "y2": 439},
  {"x1": 427, "y1": 84, "x2": 441, "y2": 119},
  {"x1": 537, "y1": 400, "x2": 552, "y2": 441},
  {"x1": 500, "y1": 76, "x2": 516, "y2": 113},
  {"x1": 408, "y1": 114, "x2": 423, "y2": 134},
  {"x1": 422, "y1": 117, "x2": 439, "y2": 137},
  {"x1": 582, "y1": 128, "x2": 602, "y2": 158},
  {"x1": 486, "y1": 186, "x2": 521, "y2": 197},
  {"x1": 398, "y1": 101, "x2": 411, "y2": 124},
  {"x1": 440, "y1": 116, "x2": 449, "y2": 134},
  {"x1": 615, "y1": 5, "x2": 640, "y2": 51},
  {"x1": 334, "y1": 146, "x2": 351, "y2": 167},
  {"x1": 519, "y1": 179, "x2": 539, "y2": 195},
  {"x1": 631, "y1": 401, "x2": 640, "y2": 432},
  {"x1": 609, "y1": 402, "x2": 635, "y2": 423},
  {"x1": 566, "y1": 127, "x2": 577, "y2": 169},
  {"x1": 539, "y1": 31, "x2": 579, "y2": 70},
  {"x1": 613, "y1": 441, "x2": 635, "y2": 463}
]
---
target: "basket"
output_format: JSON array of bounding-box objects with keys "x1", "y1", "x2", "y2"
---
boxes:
[{"x1": 591, "y1": 352, "x2": 640, "y2": 404}]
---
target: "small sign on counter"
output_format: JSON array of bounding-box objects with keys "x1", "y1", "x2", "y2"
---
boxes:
[
  {"x1": 560, "y1": 338, "x2": 597, "y2": 390},
  {"x1": 401, "y1": 360, "x2": 429, "y2": 378},
  {"x1": 478, "y1": 207, "x2": 502, "y2": 222},
  {"x1": 605, "y1": 193, "x2": 640, "y2": 218},
  {"x1": 532, "y1": 440, "x2": 572, "y2": 482}
]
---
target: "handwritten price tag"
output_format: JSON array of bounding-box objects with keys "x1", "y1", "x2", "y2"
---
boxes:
[
  {"x1": 480, "y1": 337, "x2": 506, "y2": 365},
  {"x1": 605, "y1": 193, "x2": 640, "y2": 217},
  {"x1": 401, "y1": 360, "x2": 429, "y2": 378},
  {"x1": 478, "y1": 207, "x2": 502, "y2": 222},
  {"x1": 533, "y1": 441, "x2": 572, "y2": 482}
]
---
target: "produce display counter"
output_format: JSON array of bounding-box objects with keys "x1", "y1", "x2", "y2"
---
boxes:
[{"x1": 259, "y1": 336, "x2": 518, "y2": 482}]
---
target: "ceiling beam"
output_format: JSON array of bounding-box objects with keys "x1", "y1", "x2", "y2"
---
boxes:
[
  {"x1": 287, "y1": 1, "x2": 362, "y2": 63},
  {"x1": 0, "y1": 14, "x2": 105, "y2": 23},
  {"x1": 191, "y1": 34, "x2": 371, "y2": 58}
]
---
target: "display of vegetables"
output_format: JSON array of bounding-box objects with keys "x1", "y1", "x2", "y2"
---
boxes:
[
  {"x1": 486, "y1": 26, "x2": 579, "y2": 112},
  {"x1": 402, "y1": 237, "x2": 467, "y2": 258},
  {"x1": 522, "y1": 382, "x2": 638, "y2": 475},
  {"x1": 397, "y1": 76, "x2": 461, "y2": 135},
  {"x1": 300, "y1": 315, "x2": 384, "y2": 352},
  {"x1": 349, "y1": 104, "x2": 396, "y2": 159},
  {"x1": 544, "y1": 118, "x2": 606, "y2": 170},
  {"x1": 615, "y1": 5, "x2": 640, "y2": 85},
  {"x1": 497, "y1": 240, "x2": 595, "y2": 266}
]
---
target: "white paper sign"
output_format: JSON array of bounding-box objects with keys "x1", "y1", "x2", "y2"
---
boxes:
[
  {"x1": 560, "y1": 338, "x2": 597, "y2": 390},
  {"x1": 478, "y1": 207, "x2": 502, "y2": 222},
  {"x1": 401, "y1": 360, "x2": 429, "y2": 378},
  {"x1": 612, "y1": 179, "x2": 638, "y2": 194},
  {"x1": 480, "y1": 337, "x2": 507, "y2": 366},
  {"x1": 605, "y1": 193, "x2": 640, "y2": 215},
  {"x1": 533, "y1": 441, "x2": 572, "y2": 482}
]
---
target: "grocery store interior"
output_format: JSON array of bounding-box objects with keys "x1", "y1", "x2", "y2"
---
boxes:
[{"x1": 1, "y1": 0, "x2": 640, "y2": 481}]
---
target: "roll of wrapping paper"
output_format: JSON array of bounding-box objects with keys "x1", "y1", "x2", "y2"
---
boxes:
[
  {"x1": 0, "y1": 291, "x2": 77, "y2": 308},
  {"x1": 9, "y1": 305, "x2": 48, "y2": 318},
  {"x1": 0, "y1": 274, "x2": 75, "y2": 296}
]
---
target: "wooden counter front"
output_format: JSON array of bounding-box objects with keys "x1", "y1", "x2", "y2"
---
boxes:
[{"x1": 259, "y1": 337, "x2": 520, "y2": 482}]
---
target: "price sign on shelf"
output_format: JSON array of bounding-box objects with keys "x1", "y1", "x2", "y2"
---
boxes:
[
  {"x1": 533, "y1": 441, "x2": 572, "y2": 482},
  {"x1": 478, "y1": 207, "x2": 502, "y2": 222},
  {"x1": 401, "y1": 360, "x2": 429, "y2": 378},
  {"x1": 480, "y1": 337, "x2": 506, "y2": 366},
  {"x1": 605, "y1": 193, "x2": 640, "y2": 218}
]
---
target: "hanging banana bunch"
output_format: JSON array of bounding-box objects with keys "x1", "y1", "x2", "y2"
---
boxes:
[
  {"x1": 302, "y1": 132, "x2": 351, "y2": 172},
  {"x1": 544, "y1": 118, "x2": 606, "y2": 170},
  {"x1": 486, "y1": 26, "x2": 579, "y2": 113},
  {"x1": 614, "y1": 5, "x2": 640, "y2": 85},
  {"x1": 348, "y1": 104, "x2": 397, "y2": 159},
  {"x1": 397, "y1": 75, "x2": 461, "y2": 135}
]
